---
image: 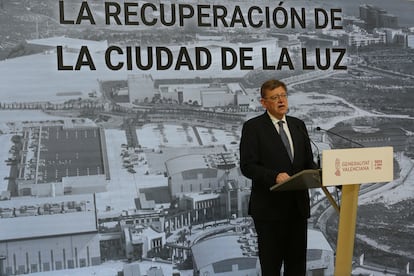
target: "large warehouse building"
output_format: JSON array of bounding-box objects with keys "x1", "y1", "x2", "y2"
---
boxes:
[{"x1": 0, "y1": 194, "x2": 100, "y2": 275}]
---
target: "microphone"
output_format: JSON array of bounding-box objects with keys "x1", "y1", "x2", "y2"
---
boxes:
[
  {"x1": 296, "y1": 125, "x2": 321, "y2": 169},
  {"x1": 316, "y1": 127, "x2": 364, "y2": 148}
]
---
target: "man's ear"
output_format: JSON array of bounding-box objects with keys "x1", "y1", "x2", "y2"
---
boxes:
[{"x1": 259, "y1": 98, "x2": 266, "y2": 108}]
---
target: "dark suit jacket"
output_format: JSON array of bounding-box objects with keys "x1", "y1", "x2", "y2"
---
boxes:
[{"x1": 240, "y1": 112, "x2": 316, "y2": 220}]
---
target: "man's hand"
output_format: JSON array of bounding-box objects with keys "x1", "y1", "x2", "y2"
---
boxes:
[{"x1": 276, "y1": 172, "x2": 290, "y2": 184}]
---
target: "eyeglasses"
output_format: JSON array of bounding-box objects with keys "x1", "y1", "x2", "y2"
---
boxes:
[{"x1": 263, "y1": 94, "x2": 288, "y2": 102}]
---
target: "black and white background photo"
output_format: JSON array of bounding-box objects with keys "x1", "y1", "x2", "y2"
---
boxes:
[{"x1": 0, "y1": 0, "x2": 413, "y2": 275}]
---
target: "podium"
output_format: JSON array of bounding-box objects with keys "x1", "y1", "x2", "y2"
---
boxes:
[
  {"x1": 270, "y1": 147, "x2": 394, "y2": 276},
  {"x1": 270, "y1": 168, "x2": 340, "y2": 213}
]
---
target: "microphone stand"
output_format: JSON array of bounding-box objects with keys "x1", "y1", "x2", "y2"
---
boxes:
[
  {"x1": 316, "y1": 127, "x2": 364, "y2": 148},
  {"x1": 295, "y1": 125, "x2": 341, "y2": 213},
  {"x1": 295, "y1": 125, "x2": 321, "y2": 169}
]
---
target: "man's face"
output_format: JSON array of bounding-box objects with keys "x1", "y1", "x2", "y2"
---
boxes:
[{"x1": 260, "y1": 86, "x2": 288, "y2": 120}]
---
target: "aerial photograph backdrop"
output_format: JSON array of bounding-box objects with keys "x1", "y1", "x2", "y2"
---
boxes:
[{"x1": 0, "y1": 0, "x2": 413, "y2": 275}]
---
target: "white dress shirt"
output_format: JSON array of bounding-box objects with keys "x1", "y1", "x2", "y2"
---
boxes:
[{"x1": 267, "y1": 112, "x2": 295, "y2": 159}]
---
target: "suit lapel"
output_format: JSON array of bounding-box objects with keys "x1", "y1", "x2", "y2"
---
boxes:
[
  {"x1": 260, "y1": 112, "x2": 280, "y2": 140},
  {"x1": 261, "y1": 113, "x2": 295, "y2": 162}
]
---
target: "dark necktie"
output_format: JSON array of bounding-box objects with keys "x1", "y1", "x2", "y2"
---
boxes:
[{"x1": 277, "y1": 121, "x2": 293, "y2": 161}]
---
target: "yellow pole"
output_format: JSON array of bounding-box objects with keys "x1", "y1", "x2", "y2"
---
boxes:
[{"x1": 334, "y1": 184, "x2": 360, "y2": 276}]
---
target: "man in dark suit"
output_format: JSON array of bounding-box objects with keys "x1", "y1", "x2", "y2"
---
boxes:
[{"x1": 240, "y1": 79, "x2": 316, "y2": 276}]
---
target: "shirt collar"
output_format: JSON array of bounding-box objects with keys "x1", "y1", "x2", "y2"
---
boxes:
[{"x1": 267, "y1": 111, "x2": 286, "y2": 125}]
